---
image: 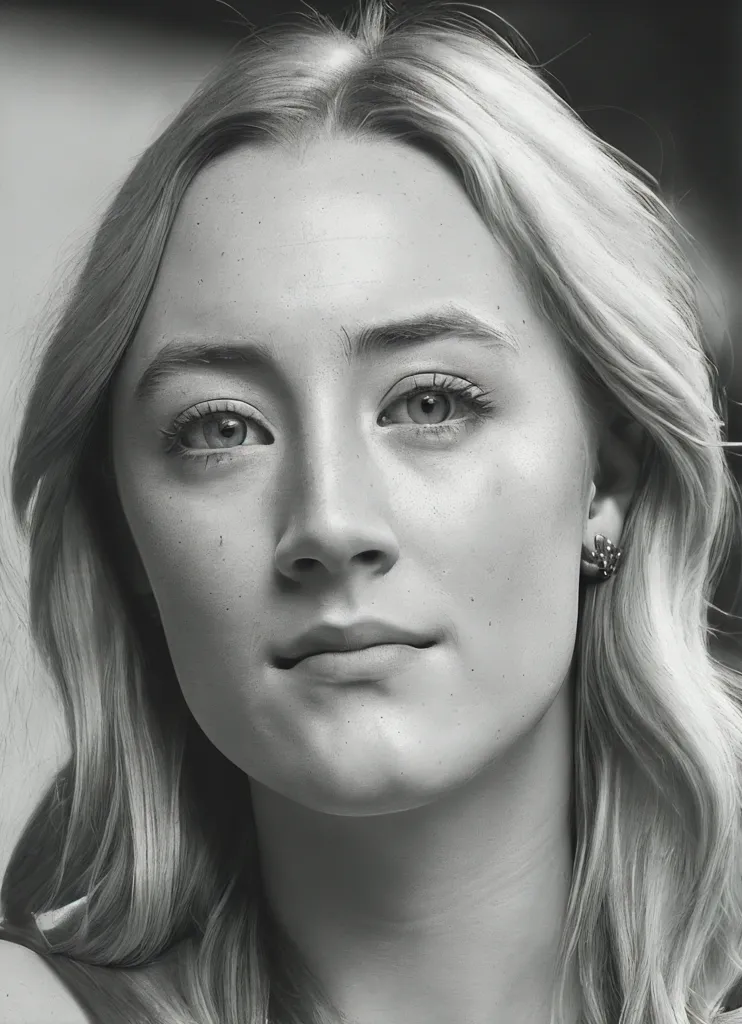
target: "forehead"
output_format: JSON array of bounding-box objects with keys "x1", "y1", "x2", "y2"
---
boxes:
[
  {"x1": 114, "y1": 137, "x2": 577, "y2": 402},
  {"x1": 153, "y1": 137, "x2": 515, "y2": 308}
]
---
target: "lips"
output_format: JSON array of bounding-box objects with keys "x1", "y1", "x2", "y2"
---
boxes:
[{"x1": 272, "y1": 620, "x2": 437, "y2": 669}]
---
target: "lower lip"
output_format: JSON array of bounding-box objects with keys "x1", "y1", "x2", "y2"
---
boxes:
[{"x1": 289, "y1": 643, "x2": 427, "y2": 682}]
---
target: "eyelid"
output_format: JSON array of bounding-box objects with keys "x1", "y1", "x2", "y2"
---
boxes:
[
  {"x1": 170, "y1": 398, "x2": 269, "y2": 431},
  {"x1": 159, "y1": 372, "x2": 496, "y2": 468},
  {"x1": 382, "y1": 371, "x2": 461, "y2": 401},
  {"x1": 159, "y1": 397, "x2": 273, "y2": 455},
  {"x1": 380, "y1": 371, "x2": 491, "y2": 408}
]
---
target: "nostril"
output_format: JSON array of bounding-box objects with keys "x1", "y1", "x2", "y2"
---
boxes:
[
  {"x1": 273, "y1": 653, "x2": 299, "y2": 670},
  {"x1": 354, "y1": 549, "x2": 383, "y2": 565},
  {"x1": 294, "y1": 558, "x2": 315, "y2": 572}
]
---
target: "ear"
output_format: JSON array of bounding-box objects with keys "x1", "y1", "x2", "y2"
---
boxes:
[{"x1": 581, "y1": 412, "x2": 645, "y2": 579}]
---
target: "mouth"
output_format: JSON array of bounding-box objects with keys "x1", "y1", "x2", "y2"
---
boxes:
[
  {"x1": 273, "y1": 638, "x2": 436, "y2": 671},
  {"x1": 271, "y1": 620, "x2": 439, "y2": 671}
]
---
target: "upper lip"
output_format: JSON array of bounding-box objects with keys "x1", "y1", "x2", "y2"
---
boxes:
[{"x1": 272, "y1": 619, "x2": 437, "y2": 668}]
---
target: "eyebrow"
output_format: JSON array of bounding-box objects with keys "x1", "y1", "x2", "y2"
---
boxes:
[{"x1": 132, "y1": 303, "x2": 519, "y2": 406}]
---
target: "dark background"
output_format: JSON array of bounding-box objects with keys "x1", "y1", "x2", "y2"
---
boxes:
[
  {"x1": 6, "y1": 0, "x2": 739, "y2": 257},
  {"x1": 3, "y1": 0, "x2": 741, "y2": 633}
]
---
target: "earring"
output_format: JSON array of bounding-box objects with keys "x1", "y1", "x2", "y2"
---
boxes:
[{"x1": 581, "y1": 534, "x2": 623, "y2": 581}]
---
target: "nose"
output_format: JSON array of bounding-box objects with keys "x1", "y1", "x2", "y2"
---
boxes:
[{"x1": 273, "y1": 443, "x2": 400, "y2": 585}]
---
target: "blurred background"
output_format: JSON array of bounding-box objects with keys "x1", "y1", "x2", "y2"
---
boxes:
[{"x1": 0, "y1": 0, "x2": 740, "y2": 879}]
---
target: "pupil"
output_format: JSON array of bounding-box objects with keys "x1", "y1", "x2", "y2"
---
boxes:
[{"x1": 414, "y1": 392, "x2": 450, "y2": 423}]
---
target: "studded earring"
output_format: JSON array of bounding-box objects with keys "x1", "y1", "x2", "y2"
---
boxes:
[{"x1": 581, "y1": 534, "x2": 623, "y2": 581}]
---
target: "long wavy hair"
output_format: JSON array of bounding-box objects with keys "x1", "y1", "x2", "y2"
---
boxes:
[{"x1": 3, "y1": 2, "x2": 742, "y2": 1022}]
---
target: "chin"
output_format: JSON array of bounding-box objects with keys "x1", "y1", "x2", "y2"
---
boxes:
[{"x1": 249, "y1": 746, "x2": 479, "y2": 817}]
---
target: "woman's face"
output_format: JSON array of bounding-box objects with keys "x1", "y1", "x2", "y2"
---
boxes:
[{"x1": 110, "y1": 136, "x2": 600, "y2": 814}]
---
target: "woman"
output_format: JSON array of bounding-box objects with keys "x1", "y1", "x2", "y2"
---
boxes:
[{"x1": 1, "y1": 1, "x2": 742, "y2": 1022}]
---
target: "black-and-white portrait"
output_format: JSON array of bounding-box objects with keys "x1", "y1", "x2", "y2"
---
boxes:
[{"x1": 1, "y1": 2, "x2": 740, "y2": 1022}]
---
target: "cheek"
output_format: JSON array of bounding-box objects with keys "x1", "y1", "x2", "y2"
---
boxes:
[
  {"x1": 117, "y1": 407, "x2": 587, "y2": 784},
  {"x1": 413, "y1": 421, "x2": 586, "y2": 693},
  {"x1": 131, "y1": 493, "x2": 278, "y2": 757},
  {"x1": 121, "y1": 474, "x2": 276, "y2": 673},
  {"x1": 410, "y1": 420, "x2": 585, "y2": 591}
]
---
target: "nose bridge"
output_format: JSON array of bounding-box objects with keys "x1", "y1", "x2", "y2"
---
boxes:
[
  {"x1": 274, "y1": 403, "x2": 399, "y2": 579},
  {"x1": 297, "y1": 430, "x2": 366, "y2": 520},
  {"x1": 296, "y1": 391, "x2": 366, "y2": 496}
]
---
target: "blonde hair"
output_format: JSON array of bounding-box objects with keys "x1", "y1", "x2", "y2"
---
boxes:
[{"x1": 3, "y1": 2, "x2": 742, "y2": 1022}]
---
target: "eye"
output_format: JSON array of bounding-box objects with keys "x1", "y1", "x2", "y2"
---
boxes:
[
  {"x1": 178, "y1": 412, "x2": 262, "y2": 449},
  {"x1": 378, "y1": 374, "x2": 496, "y2": 428},
  {"x1": 384, "y1": 390, "x2": 460, "y2": 425},
  {"x1": 159, "y1": 399, "x2": 273, "y2": 463}
]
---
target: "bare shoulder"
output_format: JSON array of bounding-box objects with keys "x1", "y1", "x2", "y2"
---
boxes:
[{"x1": 0, "y1": 939, "x2": 91, "y2": 1023}]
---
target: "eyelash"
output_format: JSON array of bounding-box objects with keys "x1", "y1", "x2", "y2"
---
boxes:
[{"x1": 158, "y1": 374, "x2": 497, "y2": 469}]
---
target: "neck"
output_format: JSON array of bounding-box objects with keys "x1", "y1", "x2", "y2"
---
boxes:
[{"x1": 250, "y1": 681, "x2": 579, "y2": 1024}]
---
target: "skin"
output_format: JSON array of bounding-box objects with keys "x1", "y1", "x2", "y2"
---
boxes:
[{"x1": 110, "y1": 136, "x2": 641, "y2": 1024}]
